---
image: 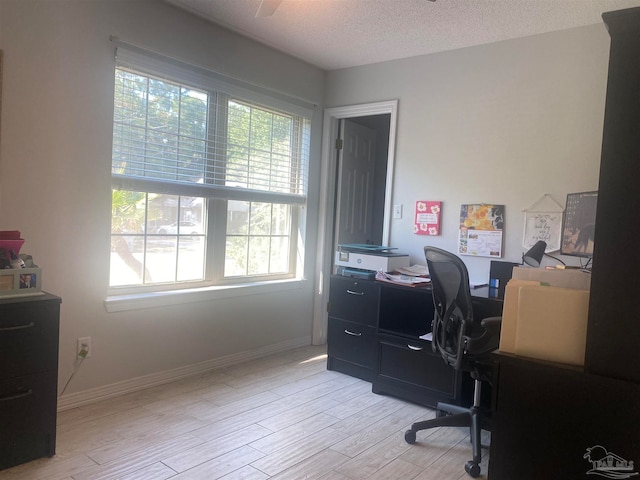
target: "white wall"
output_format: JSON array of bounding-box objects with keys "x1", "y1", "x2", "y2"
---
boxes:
[
  {"x1": 0, "y1": 0, "x2": 613, "y2": 401},
  {"x1": 325, "y1": 25, "x2": 609, "y2": 283},
  {"x1": 0, "y1": 0, "x2": 325, "y2": 400}
]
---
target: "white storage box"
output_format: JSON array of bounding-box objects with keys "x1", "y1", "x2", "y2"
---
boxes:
[{"x1": 0, "y1": 267, "x2": 43, "y2": 297}]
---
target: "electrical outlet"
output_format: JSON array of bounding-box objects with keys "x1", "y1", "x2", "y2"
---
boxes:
[
  {"x1": 393, "y1": 204, "x2": 403, "y2": 219},
  {"x1": 77, "y1": 336, "x2": 92, "y2": 358}
]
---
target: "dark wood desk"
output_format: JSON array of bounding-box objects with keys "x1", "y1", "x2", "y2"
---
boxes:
[
  {"x1": 327, "y1": 275, "x2": 503, "y2": 408},
  {"x1": 489, "y1": 352, "x2": 640, "y2": 480}
]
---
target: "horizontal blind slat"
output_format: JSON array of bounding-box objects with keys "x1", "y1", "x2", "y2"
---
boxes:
[
  {"x1": 113, "y1": 66, "x2": 309, "y2": 201},
  {"x1": 111, "y1": 175, "x2": 306, "y2": 204}
]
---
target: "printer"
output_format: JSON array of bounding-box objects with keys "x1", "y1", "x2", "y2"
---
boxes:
[{"x1": 334, "y1": 244, "x2": 410, "y2": 273}]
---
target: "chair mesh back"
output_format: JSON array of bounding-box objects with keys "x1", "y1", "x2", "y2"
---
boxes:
[{"x1": 424, "y1": 247, "x2": 474, "y2": 371}]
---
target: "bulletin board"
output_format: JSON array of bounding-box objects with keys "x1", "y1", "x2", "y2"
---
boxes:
[{"x1": 458, "y1": 204, "x2": 504, "y2": 258}]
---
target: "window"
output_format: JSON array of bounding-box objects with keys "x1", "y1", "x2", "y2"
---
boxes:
[{"x1": 109, "y1": 49, "x2": 310, "y2": 292}]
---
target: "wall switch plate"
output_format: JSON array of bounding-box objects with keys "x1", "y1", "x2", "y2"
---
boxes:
[{"x1": 393, "y1": 204, "x2": 403, "y2": 219}]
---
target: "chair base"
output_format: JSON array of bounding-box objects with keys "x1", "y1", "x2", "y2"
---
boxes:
[{"x1": 404, "y1": 401, "x2": 486, "y2": 478}]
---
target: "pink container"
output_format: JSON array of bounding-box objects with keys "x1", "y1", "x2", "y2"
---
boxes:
[{"x1": 0, "y1": 239, "x2": 25, "y2": 256}]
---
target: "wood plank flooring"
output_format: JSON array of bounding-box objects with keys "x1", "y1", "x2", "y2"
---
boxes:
[{"x1": 0, "y1": 345, "x2": 490, "y2": 480}]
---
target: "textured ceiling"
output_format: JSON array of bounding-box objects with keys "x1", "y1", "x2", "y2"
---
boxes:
[{"x1": 164, "y1": 0, "x2": 640, "y2": 70}]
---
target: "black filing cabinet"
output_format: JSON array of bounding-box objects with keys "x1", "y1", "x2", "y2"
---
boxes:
[
  {"x1": 327, "y1": 275, "x2": 503, "y2": 409},
  {"x1": 327, "y1": 276, "x2": 379, "y2": 381},
  {"x1": 0, "y1": 293, "x2": 61, "y2": 470},
  {"x1": 373, "y1": 282, "x2": 473, "y2": 408}
]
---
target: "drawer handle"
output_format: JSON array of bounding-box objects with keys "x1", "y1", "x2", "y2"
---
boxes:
[
  {"x1": 407, "y1": 344, "x2": 423, "y2": 351},
  {"x1": 346, "y1": 290, "x2": 365, "y2": 296},
  {"x1": 344, "y1": 329, "x2": 362, "y2": 337},
  {"x1": 0, "y1": 322, "x2": 35, "y2": 332},
  {"x1": 0, "y1": 389, "x2": 33, "y2": 402}
]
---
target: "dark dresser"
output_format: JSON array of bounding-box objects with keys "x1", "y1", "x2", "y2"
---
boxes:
[{"x1": 0, "y1": 293, "x2": 61, "y2": 470}]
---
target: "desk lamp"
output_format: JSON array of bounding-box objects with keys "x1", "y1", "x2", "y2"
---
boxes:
[
  {"x1": 522, "y1": 240, "x2": 546, "y2": 267},
  {"x1": 522, "y1": 240, "x2": 566, "y2": 267}
]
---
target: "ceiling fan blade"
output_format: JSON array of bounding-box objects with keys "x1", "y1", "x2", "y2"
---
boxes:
[{"x1": 255, "y1": 0, "x2": 284, "y2": 17}]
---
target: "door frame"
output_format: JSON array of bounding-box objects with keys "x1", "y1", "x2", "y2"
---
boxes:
[{"x1": 311, "y1": 100, "x2": 398, "y2": 345}]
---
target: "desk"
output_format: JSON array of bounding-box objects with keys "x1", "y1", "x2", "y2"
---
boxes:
[
  {"x1": 327, "y1": 275, "x2": 503, "y2": 408},
  {"x1": 489, "y1": 352, "x2": 640, "y2": 479}
]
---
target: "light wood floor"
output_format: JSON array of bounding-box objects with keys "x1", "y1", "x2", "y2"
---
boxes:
[{"x1": 0, "y1": 345, "x2": 490, "y2": 480}]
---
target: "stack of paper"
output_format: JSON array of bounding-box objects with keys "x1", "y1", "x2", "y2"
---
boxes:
[
  {"x1": 375, "y1": 270, "x2": 431, "y2": 286},
  {"x1": 395, "y1": 264, "x2": 429, "y2": 277}
]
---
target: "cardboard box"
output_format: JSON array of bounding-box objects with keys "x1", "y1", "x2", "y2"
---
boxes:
[
  {"x1": 0, "y1": 267, "x2": 43, "y2": 297},
  {"x1": 511, "y1": 266, "x2": 591, "y2": 290},
  {"x1": 514, "y1": 286, "x2": 589, "y2": 366},
  {"x1": 499, "y1": 278, "x2": 590, "y2": 366},
  {"x1": 499, "y1": 279, "x2": 540, "y2": 354}
]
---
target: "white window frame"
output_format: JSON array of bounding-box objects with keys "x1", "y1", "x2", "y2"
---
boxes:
[{"x1": 106, "y1": 42, "x2": 312, "y2": 309}]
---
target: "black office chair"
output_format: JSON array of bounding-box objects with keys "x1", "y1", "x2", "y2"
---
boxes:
[{"x1": 404, "y1": 246, "x2": 502, "y2": 478}]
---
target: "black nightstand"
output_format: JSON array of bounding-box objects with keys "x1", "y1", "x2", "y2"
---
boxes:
[{"x1": 0, "y1": 293, "x2": 61, "y2": 470}]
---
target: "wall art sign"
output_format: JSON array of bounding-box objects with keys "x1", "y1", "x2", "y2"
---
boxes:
[
  {"x1": 522, "y1": 194, "x2": 563, "y2": 252},
  {"x1": 414, "y1": 200, "x2": 441, "y2": 236},
  {"x1": 458, "y1": 204, "x2": 504, "y2": 258}
]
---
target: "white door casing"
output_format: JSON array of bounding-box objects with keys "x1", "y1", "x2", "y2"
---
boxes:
[{"x1": 311, "y1": 100, "x2": 398, "y2": 345}]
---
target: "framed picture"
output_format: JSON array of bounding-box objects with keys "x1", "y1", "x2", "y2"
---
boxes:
[
  {"x1": 561, "y1": 191, "x2": 598, "y2": 258},
  {"x1": 19, "y1": 272, "x2": 38, "y2": 289}
]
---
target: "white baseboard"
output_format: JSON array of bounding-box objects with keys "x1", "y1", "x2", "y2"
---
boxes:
[{"x1": 57, "y1": 335, "x2": 312, "y2": 411}]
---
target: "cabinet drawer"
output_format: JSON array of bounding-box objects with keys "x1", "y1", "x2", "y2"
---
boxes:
[
  {"x1": 0, "y1": 372, "x2": 57, "y2": 470},
  {"x1": 0, "y1": 299, "x2": 60, "y2": 380},
  {"x1": 329, "y1": 277, "x2": 379, "y2": 326},
  {"x1": 378, "y1": 336, "x2": 456, "y2": 397},
  {"x1": 327, "y1": 317, "x2": 377, "y2": 369}
]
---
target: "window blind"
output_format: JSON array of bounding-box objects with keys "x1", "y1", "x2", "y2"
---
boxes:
[{"x1": 111, "y1": 42, "x2": 311, "y2": 205}]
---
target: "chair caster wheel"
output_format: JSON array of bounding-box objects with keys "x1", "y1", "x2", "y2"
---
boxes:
[
  {"x1": 404, "y1": 430, "x2": 416, "y2": 444},
  {"x1": 465, "y1": 461, "x2": 481, "y2": 477}
]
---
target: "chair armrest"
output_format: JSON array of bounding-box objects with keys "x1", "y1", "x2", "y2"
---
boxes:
[
  {"x1": 481, "y1": 316, "x2": 501, "y2": 337},
  {"x1": 465, "y1": 316, "x2": 502, "y2": 355}
]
